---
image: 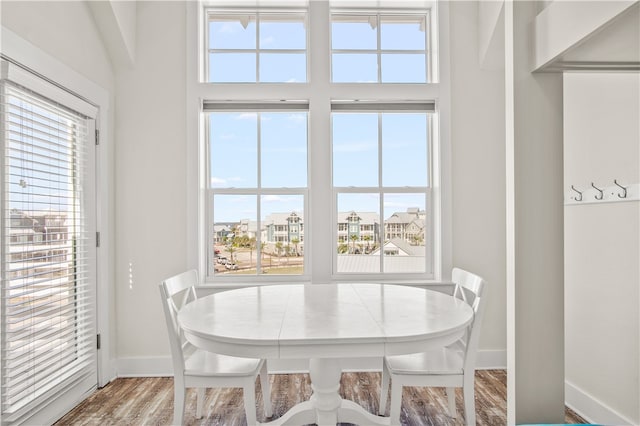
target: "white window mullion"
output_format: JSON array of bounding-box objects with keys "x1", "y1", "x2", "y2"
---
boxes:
[{"x1": 377, "y1": 112, "x2": 384, "y2": 273}]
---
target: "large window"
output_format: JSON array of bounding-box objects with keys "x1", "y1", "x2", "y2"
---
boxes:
[
  {"x1": 206, "y1": 104, "x2": 308, "y2": 276},
  {"x1": 199, "y1": 3, "x2": 442, "y2": 282},
  {"x1": 332, "y1": 108, "x2": 432, "y2": 274}
]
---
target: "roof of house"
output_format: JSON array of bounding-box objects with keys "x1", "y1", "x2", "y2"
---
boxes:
[{"x1": 371, "y1": 238, "x2": 426, "y2": 256}]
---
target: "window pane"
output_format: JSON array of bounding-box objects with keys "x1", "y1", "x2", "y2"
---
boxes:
[
  {"x1": 259, "y1": 53, "x2": 307, "y2": 83},
  {"x1": 332, "y1": 113, "x2": 378, "y2": 187},
  {"x1": 209, "y1": 53, "x2": 256, "y2": 82},
  {"x1": 210, "y1": 113, "x2": 257, "y2": 188},
  {"x1": 332, "y1": 54, "x2": 377, "y2": 83},
  {"x1": 331, "y1": 17, "x2": 377, "y2": 50},
  {"x1": 213, "y1": 195, "x2": 257, "y2": 275},
  {"x1": 209, "y1": 17, "x2": 256, "y2": 49},
  {"x1": 261, "y1": 113, "x2": 307, "y2": 187},
  {"x1": 383, "y1": 193, "x2": 426, "y2": 273},
  {"x1": 382, "y1": 113, "x2": 428, "y2": 186},
  {"x1": 261, "y1": 195, "x2": 304, "y2": 275},
  {"x1": 336, "y1": 193, "x2": 380, "y2": 273},
  {"x1": 380, "y1": 18, "x2": 426, "y2": 50},
  {"x1": 381, "y1": 54, "x2": 426, "y2": 83},
  {"x1": 260, "y1": 17, "x2": 306, "y2": 50}
]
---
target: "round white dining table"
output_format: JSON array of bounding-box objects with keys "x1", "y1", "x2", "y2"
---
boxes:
[{"x1": 178, "y1": 283, "x2": 474, "y2": 426}]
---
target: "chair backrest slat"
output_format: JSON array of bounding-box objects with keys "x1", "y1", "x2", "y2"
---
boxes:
[
  {"x1": 451, "y1": 267, "x2": 487, "y2": 372},
  {"x1": 159, "y1": 269, "x2": 200, "y2": 377}
]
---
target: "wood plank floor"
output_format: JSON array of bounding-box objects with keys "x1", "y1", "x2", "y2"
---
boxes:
[{"x1": 55, "y1": 370, "x2": 586, "y2": 426}]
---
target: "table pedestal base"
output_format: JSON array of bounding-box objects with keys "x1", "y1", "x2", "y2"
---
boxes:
[{"x1": 258, "y1": 358, "x2": 390, "y2": 426}]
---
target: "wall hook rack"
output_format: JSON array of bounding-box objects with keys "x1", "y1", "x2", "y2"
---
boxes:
[
  {"x1": 591, "y1": 182, "x2": 604, "y2": 200},
  {"x1": 613, "y1": 179, "x2": 627, "y2": 199},
  {"x1": 571, "y1": 185, "x2": 583, "y2": 202},
  {"x1": 566, "y1": 181, "x2": 638, "y2": 205}
]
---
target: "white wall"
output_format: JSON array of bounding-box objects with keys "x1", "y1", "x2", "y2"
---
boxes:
[
  {"x1": 449, "y1": 1, "x2": 507, "y2": 361},
  {"x1": 113, "y1": 1, "x2": 187, "y2": 360},
  {"x1": 1, "y1": 1, "x2": 114, "y2": 88},
  {"x1": 564, "y1": 72, "x2": 640, "y2": 425}
]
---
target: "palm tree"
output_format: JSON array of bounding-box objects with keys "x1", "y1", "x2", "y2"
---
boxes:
[
  {"x1": 248, "y1": 237, "x2": 256, "y2": 268},
  {"x1": 284, "y1": 244, "x2": 292, "y2": 264},
  {"x1": 227, "y1": 237, "x2": 237, "y2": 263},
  {"x1": 226, "y1": 226, "x2": 240, "y2": 263},
  {"x1": 363, "y1": 235, "x2": 372, "y2": 254},
  {"x1": 275, "y1": 241, "x2": 283, "y2": 259},
  {"x1": 349, "y1": 234, "x2": 359, "y2": 254},
  {"x1": 291, "y1": 237, "x2": 300, "y2": 256}
]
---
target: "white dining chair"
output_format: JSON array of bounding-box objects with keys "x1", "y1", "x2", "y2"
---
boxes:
[
  {"x1": 378, "y1": 267, "x2": 487, "y2": 426},
  {"x1": 159, "y1": 269, "x2": 273, "y2": 425}
]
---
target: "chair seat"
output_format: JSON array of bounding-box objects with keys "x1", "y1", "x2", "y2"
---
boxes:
[
  {"x1": 185, "y1": 348, "x2": 263, "y2": 377},
  {"x1": 385, "y1": 347, "x2": 464, "y2": 376}
]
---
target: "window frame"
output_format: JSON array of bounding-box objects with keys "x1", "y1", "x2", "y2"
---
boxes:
[
  {"x1": 189, "y1": 1, "x2": 451, "y2": 285},
  {"x1": 204, "y1": 8, "x2": 310, "y2": 84},
  {"x1": 0, "y1": 58, "x2": 100, "y2": 425},
  {"x1": 331, "y1": 107, "x2": 435, "y2": 279},
  {"x1": 204, "y1": 105, "x2": 310, "y2": 281},
  {"x1": 330, "y1": 10, "x2": 433, "y2": 84}
]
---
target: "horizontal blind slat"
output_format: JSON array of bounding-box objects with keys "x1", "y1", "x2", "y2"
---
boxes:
[{"x1": 3, "y1": 325, "x2": 95, "y2": 370}]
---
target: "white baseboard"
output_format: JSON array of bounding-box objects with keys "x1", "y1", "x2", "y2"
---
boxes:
[
  {"x1": 116, "y1": 349, "x2": 507, "y2": 378},
  {"x1": 565, "y1": 380, "x2": 636, "y2": 426},
  {"x1": 117, "y1": 356, "x2": 174, "y2": 377},
  {"x1": 475, "y1": 349, "x2": 506, "y2": 369}
]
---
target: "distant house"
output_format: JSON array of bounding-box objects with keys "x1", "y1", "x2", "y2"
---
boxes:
[
  {"x1": 212, "y1": 223, "x2": 233, "y2": 243},
  {"x1": 371, "y1": 238, "x2": 426, "y2": 257},
  {"x1": 384, "y1": 207, "x2": 426, "y2": 244},
  {"x1": 214, "y1": 207, "x2": 426, "y2": 251}
]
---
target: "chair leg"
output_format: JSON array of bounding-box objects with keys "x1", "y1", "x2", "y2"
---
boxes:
[
  {"x1": 446, "y1": 387, "x2": 457, "y2": 418},
  {"x1": 172, "y1": 378, "x2": 186, "y2": 426},
  {"x1": 378, "y1": 361, "x2": 391, "y2": 416},
  {"x1": 196, "y1": 388, "x2": 205, "y2": 419},
  {"x1": 259, "y1": 361, "x2": 273, "y2": 418},
  {"x1": 462, "y1": 374, "x2": 476, "y2": 426},
  {"x1": 243, "y1": 379, "x2": 258, "y2": 426},
  {"x1": 388, "y1": 376, "x2": 403, "y2": 426}
]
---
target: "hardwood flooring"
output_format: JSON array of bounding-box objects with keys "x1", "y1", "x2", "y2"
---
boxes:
[{"x1": 55, "y1": 370, "x2": 586, "y2": 426}]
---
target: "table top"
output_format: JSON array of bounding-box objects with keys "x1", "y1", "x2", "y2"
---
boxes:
[{"x1": 178, "y1": 283, "x2": 474, "y2": 360}]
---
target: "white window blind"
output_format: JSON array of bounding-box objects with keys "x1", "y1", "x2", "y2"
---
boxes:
[{"x1": 1, "y1": 77, "x2": 97, "y2": 424}]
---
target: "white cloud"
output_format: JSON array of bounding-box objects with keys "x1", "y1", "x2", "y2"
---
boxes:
[
  {"x1": 262, "y1": 195, "x2": 284, "y2": 202},
  {"x1": 211, "y1": 177, "x2": 227, "y2": 186},
  {"x1": 287, "y1": 113, "x2": 306, "y2": 123},
  {"x1": 333, "y1": 141, "x2": 376, "y2": 153},
  {"x1": 211, "y1": 176, "x2": 244, "y2": 187},
  {"x1": 260, "y1": 36, "x2": 275, "y2": 46},
  {"x1": 235, "y1": 113, "x2": 258, "y2": 121},
  {"x1": 217, "y1": 23, "x2": 237, "y2": 34},
  {"x1": 383, "y1": 201, "x2": 407, "y2": 208}
]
